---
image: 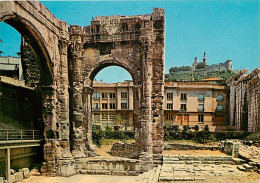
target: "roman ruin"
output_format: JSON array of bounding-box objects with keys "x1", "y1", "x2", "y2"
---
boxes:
[{"x1": 0, "y1": 0, "x2": 165, "y2": 176}]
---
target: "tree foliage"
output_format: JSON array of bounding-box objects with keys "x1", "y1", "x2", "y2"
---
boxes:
[{"x1": 169, "y1": 66, "x2": 192, "y2": 73}]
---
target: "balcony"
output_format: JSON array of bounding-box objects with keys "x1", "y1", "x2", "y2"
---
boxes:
[
  {"x1": 180, "y1": 97, "x2": 187, "y2": 100},
  {"x1": 180, "y1": 108, "x2": 187, "y2": 111}
]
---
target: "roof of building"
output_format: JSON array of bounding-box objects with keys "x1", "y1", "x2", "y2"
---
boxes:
[{"x1": 202, "y1": 77, "x2": 220, "y2": 81}]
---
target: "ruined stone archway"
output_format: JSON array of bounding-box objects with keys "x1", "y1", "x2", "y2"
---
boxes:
[
  {"x1": 0, "y1": 1, "x2": 73, "y2": 176},
  {"x1": 69, "y1": 8, "x2": 165, "y2": 164}
]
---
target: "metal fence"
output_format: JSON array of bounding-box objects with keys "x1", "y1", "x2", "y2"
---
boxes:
[{"x1": 0, "y1": 129, "x2": 41, "y2": 141}]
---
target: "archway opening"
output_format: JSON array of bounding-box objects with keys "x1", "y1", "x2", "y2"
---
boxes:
[
  {"x1": 90, "y1": 65, "x2": 136, "y2": 157},
  {"x1": 0, "y1": 21, "x2": 49, "y2": 175}
]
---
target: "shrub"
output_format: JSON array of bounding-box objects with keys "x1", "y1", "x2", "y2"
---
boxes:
[
  {"x1": 204, "y1": 125, "x2": 209, "y2": 132},
  {"x1": 92, "y1": 125, "x2": 104, "y2": 147},
  {"x1": 214, "y1": 131, "x2": 251, "y2": 141},
  {"x1": 114, "y1": 126, "x2": 120, "y2": 131},
  {"x1": 195, "y1": 131, "x2": 211, "y2": 143},
  {"x1": 194, "y1": 125, "x2": 199, "y2": 132},
  {"x1": 171, "y1": 125, "x2": 179, "y2": 132}
]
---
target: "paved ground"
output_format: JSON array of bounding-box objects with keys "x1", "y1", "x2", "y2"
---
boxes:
[
  {"x1": 19, "y1": 164, "x2": 260, "y2": 183},
  {"x1": 159, "y1": 163, "x2": 260, "y2": 183}
]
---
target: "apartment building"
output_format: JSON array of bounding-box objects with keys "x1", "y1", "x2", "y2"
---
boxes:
[
  {"x1": 92, "y1": 80, "x2": 229, "y2": 130},
  {"x1": 164, "y1": 81, "x2": 229, "y2": 129},
  {"x1": 92, "y1": 80, "x2": 134, "y2": 129}
]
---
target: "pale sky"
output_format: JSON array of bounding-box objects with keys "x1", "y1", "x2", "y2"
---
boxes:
[{"x1": 0, "y1": 0, "x2": 259, "y2": 83}]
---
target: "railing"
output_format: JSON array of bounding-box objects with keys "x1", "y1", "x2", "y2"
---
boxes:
[{"x1": 0, "y1": 129, "x2": 41, "y2": 141}]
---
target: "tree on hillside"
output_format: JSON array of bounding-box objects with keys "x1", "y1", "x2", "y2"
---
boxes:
[{"x1": 169, "y1": 66, "x2": 191, "y2": 73}]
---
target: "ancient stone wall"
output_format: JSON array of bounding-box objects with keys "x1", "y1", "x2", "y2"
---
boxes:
[
  {"x1": 247, "y1": 69, "x2": 260, "y2": 132},
  {"x1": 206, "y1": 60, "x2": 232, "y2": 72},
  {"x1": 227, "y1": 68, "x2": 260, "y2": 132},
  {"x1": 110, "y1": 142, "x2": 136, "y2": 158}
]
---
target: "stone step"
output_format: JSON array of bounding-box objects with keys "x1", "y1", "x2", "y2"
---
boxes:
[
  {"x1": 237, "y1": 166, "x2": 247, "y2": 171},
  {"x1": 243, "y1": 164, "x2": 254, "y2": 170},
  {"x1": 159, "y1": 176, "x2": 206, "y2": 182}
]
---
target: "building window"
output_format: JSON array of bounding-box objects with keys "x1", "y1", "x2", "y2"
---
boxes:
[
  {"x1": 167, "y1": 103, "x2": 173, "y2": 110},
  {"x1": 198, "y1": 93, "x2": 204, "y2": 101},
  {"x1": 102, "y1": 103, "x2": 108, "y2": 109},
  {"x1": 110, "y1": 103, "x2": 116, "y2": 109},
  {"x1": 198, "y1": 104, "x2": 204, "y2": 111},
  {"x1": 181, "y1": 104, "x2": 186, "y2": 111},
  {"x1": 217, "y1": 94, "x2": 223, "y2": 102},
  {"x1": 166, "y1": 113, "x2": 173, "y2": 120},
  {"x1": 109, "y1": 114, "x2": 116, "y2": 121},
  {"x1": 198, "y1": 114, "x2": 204, "y2": 123},
  {"x1": 181, "y1": 93, "x2": 187, "y2": 99},
  {"x1": 217, "y1": 104, "x2": 223, "y2": 111},
  {"x1": 110, "y1": 93, "x2": 116, "y2": 99},
  {"x1": 94, "y1": 113, "x2": 100, "y2": 122},
  {"x1": 121, "y1": 92, "x2": 127, "y2": 99},
  {"x1": 94, "y1": 103, "x2": 100, "y2": 110},
  {"x1": 167, "y1": 93, "x2": 173, "y2": 100},
  {"x1": 94, "y1": 92, "x2": 100, "y2": 99},
  {"x1": 102, "y1": 92, "x2": 108, "y2": 99},
  {"x1": 121, "y1": 103, "x2": 128, "y2": 109},
  {"x1": 102, "y1": 113, "x2": 108, "y2": 121}
]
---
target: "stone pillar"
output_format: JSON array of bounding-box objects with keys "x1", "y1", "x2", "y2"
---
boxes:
[
  {"x1": 41, "y1": 86, "x2": 58, "y2": 176},
  {"x1": 69, "y1": 25, "x2": 87, "y2": 158},
  {"x1": 137, "y1": 37, "x2": 153, "y2": 164},
  {"x1": 58, "y1": 38, "x2": 70, "y2": 141},
  {"x1": 151, "y1": 8, "x2": 165, "y2": 163},
  {"x1": 83, "y1": 85, "x2": 96, "y2": 156}
]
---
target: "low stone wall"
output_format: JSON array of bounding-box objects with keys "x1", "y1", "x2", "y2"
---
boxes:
[
  {"x1": 74, "y1": 156, "x2": 149, "y2": 176},
  {"x1": 110, "y1": 142, "x2": 135, "y2": 158},
  {"x1": 164, "y1": 143, "x2": 220, "y2": 151}
]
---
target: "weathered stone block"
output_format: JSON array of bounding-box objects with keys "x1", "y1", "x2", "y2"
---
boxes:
[
  {"x1": 19, "y1": 168, "x2": 30, "y2": 179},
  {"x1": 14, "y1": 172, "x2": 23, "y2": 182}
]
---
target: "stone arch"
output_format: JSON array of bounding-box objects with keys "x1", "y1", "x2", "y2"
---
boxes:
[
  {"x1": 1, "y1": 1, "x2": 73, "y2": 177},
  {"x1": 0, "y1": 13, "x2": 53, "y2": 85},
  {"x1": 69, "y1": 8, "x2": 165, "y2": 165},
  {"x1": 88, "y1": 59, "x2": 138, "y2": 85}
]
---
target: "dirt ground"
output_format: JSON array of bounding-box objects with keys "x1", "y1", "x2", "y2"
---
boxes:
[{"x1": 20, "y1": 175, "x2": 141, "y2": 183}]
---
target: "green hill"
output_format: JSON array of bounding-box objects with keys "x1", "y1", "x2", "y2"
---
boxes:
[{"x1": 165, "y1": 70, "x2": 237, "y2": 82}]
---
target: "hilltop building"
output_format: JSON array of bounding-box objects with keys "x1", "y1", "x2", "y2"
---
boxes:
[{"x1": 192, "y1": 52, "x2": 232, "y2": 72}]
